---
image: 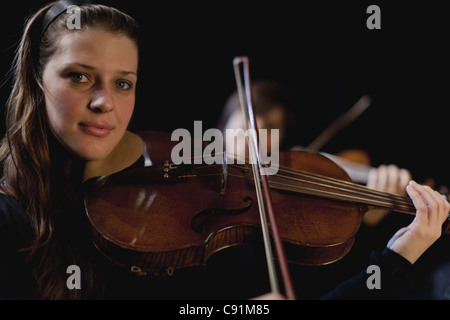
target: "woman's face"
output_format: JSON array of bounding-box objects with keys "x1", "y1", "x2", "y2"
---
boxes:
[{"x1": 42, "y1": 30, "x2": 138, "y2": 161}]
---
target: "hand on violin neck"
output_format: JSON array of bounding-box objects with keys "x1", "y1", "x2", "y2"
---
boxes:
[{"x1": 387, "y1": 181, "x2": 450, "y2": 264}]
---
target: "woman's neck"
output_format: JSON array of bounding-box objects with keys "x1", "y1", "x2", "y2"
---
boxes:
[{"x1": 83, "y1": 130, "x2": 145, "y2": 181}]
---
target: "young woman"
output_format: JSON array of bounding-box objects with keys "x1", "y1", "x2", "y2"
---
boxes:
[
  {"x1": 0, "y1": 1, "x2": 448, "y2": 300},
  {"x1": 0, "y1": 0, "x2": 142, "y2": 299}
]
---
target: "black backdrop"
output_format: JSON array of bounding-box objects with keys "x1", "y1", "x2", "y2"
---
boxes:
[{"x1": 1, "y1": 1, "x2": 449, "y2": 186}]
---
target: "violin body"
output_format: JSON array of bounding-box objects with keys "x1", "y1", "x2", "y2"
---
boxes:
[{"x1": 84, "y1": 131, "x2": 366, "y2": 273}]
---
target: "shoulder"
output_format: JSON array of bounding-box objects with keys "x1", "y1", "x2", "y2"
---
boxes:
[{"x1": 0, "y1": 193, "x2": 33, "y2": 250}]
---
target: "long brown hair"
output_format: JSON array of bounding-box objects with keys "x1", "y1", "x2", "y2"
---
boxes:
[{"x1": 0, "y1": 1, "x2": 140, "y2": 299}]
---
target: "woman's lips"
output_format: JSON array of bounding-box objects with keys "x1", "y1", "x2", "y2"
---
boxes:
[{"x1": 79, "y1": 122, "x2": 113, "y2": 137}]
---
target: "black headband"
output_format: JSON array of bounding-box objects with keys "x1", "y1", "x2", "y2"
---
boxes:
[{"x1": 41, "y1": 0, "x2": 91, "y2": 38}]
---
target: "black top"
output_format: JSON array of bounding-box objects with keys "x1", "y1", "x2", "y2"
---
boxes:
[
  {"x1": 0, "y1": 193, "x2": 35, "y2": 299},
  {"x1": 0, "y1": 192, "x2": 414, "y2": 300}
]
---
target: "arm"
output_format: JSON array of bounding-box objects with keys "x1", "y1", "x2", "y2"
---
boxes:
[
  {"x1": 253, "y1": 181, "x2": 449, "y2": 300},
  {"x1": 323, "y1": 181, "x2": 449, "y2": 300}
]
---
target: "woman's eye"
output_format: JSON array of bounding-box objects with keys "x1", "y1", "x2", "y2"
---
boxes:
[
  {"x1": 116, "y1": 80, "x2": 132, "y2": 90},
  {"x1": 69, "y1": 72, "x2": 89, "y2": 83}
]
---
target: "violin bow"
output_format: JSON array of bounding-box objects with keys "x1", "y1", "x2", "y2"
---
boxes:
[
  {"x1": 232, "y1": 57, "x2": 296, "y2": 300},
  {"x1": 306, "y1": 95, "x2": 371, "y2": 153}
]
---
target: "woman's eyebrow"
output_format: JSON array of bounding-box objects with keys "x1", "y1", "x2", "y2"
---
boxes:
[
  {"x1": 65, "y1": 62, "x2": 95, "y2": 70},
  {"x1": 118, "y1": 70, "x2": 137, "y2": 77},
  {"x1": 64, "y1": 62, "x2": 137, "y2": 77}
]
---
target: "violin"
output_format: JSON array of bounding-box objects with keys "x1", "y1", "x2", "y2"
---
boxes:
[{"x1": 83, "y1": 130, "x2": 450, "y2": 273}]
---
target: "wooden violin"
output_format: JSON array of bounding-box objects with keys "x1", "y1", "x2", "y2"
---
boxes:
[{"x1": 83, "y1": 131, "x2": 450, "y2": 276}]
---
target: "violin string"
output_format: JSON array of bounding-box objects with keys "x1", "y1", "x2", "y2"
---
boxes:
[
  {"x1": 267, "y1": 179, "x2": 413, "y2": 212},
  {"x1": 275, "y1": 170, "x2": 415, "y2": 212},
  {"x1": 269, "y1": 177, "x2": 416, "y2": 213},
  {"x1": 195, "y1": 161, "x2": 415, "y2": 213},
  {"x1": 273, "y1": 166, "x2": 414, "y2": 206},
  {"x1": 227, "y1": 151, "x2": 412, "y2": 205},
  {"x1": 202, "y1": 151, "x2": 409, "y2": 205},
  {"x1": 192, "y1": 165, "x2": 416, "y2": 215},
  {"x1": 263, "y1": 170, "x2": 413, "y2": 212},
  {"x1": 196, "y1": 153, "x2": 415, "y2": 213},
  {"x1": 227, "y1": 163, "x2": 415, "y2": 212}
]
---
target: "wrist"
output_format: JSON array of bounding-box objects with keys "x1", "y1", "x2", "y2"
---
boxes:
[{"x1": 388, "y1": 235, "x2": 432, "y2": 264}]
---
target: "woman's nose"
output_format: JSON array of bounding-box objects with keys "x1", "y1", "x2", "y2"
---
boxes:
[{"x1": 89, "y1": 84, "x2": 114, "y2": 113}]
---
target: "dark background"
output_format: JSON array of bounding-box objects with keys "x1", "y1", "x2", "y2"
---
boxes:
[{"x1": 1, "y1": 1, "x2": 449, "y2": 186}]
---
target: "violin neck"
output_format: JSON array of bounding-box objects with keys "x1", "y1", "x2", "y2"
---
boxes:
[{"x1": 268, "y1": 167, "x2": 417, "y2": 216}]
